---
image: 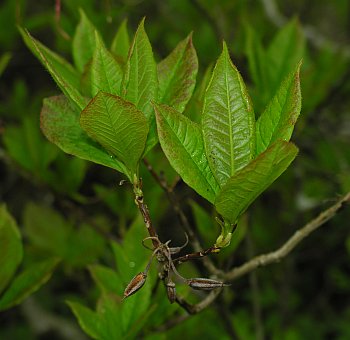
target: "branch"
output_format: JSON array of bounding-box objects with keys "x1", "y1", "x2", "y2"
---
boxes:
[
  {"x1": 224, "y1": 192, "x2": 350, "y2": 282},
  {"x1": 175, "y1": 288, "x2": 222, "y2": 314}
]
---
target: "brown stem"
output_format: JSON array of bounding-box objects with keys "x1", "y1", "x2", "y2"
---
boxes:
[
  {"x1": 143, "y1": 158, "x2": 219, "y2": 274},
  {"x1": 175, "y1": 288, "x2": 222, "y2": 314},
  {"x1": 134, "y1": 193, "x2": 159, "y2": 248},
  {"x1": 224, "y1": 192, "x2": 350, "y2": 282}
]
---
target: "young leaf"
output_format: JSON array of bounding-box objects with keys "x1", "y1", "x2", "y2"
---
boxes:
[
  {"x1": 67, "y1": 301, "x2": 103, "y2": 340},
  {"x1": 202, "y1": 42, "x2": 255, "y2": 186},
  {"x1": 154, "y1": 102, "x2": 219, "y2": 203},
  {"x1": 19, "y1": 28, "x2": 86, "y2": 110},
  {"x1": 215, "y1": 140, "x2": 298, "y2": 223},
  {"x1": 91, "y1": 31, "x2": 123, "y2": 96},
  {"x1": 122, "y1": 18, "x2": 158, "y2": 151},
  {"x1": 0, "y1": 205, "x2": 23, "y2": 295},
  {"x1": 158, "y1": 33, "x2": 198, "y2": 112},
  {"x1": 80, "y1": 92, "x2": 149, "y2": 177},
  {"x1": 256, "y1": 62, "x2": 302, "y2": 154},
  {"x1": 72, "y1": 9, "x2": 98, "y2": 72},
  {"x1": 41, "y1": 95, "x2": 129, "y2": 174},
  {"x1": 0, "y1": 258, "x2": 60, "y2": 311},
  {"x1": 266, "y1": 18, "x2": 305, "y2": 94},
  {"x1": 111, "y1": 19, "x2": 130, "y2": 62}
]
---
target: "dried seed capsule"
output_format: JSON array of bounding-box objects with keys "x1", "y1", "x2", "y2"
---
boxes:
[
  {"x1": 187, "y1": 278, "x2": 230, "y2": 291},
  {"x1": 166, "y1": 281, "x2": 176, "y2": 304},
  {"x1": 123, "y1": 272, "x2": 147, "y2": 299}
]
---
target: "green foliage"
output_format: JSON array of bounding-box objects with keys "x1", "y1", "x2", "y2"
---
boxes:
[
  {"x1": 202, "y1": 42, "x2": 255, "y2": 185},
  {"x1": 0, "y1": 258, "x2": 60, "y2": 311},
  {"x1": 80, "y1": 92, "x2": 149, "y2": 179},
  {"x1": 215, "y1": 141, "x2": 298, "y2": 223},
  {"x1": 0, "y1": 205, "x2": 23, "y2": 294},
  {"x1": 1, "y1": 1, "x2": 349, "y2": 339}
]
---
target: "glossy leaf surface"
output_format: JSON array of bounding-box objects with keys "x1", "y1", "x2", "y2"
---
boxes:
[
  {"x1": 80, "y1": 92, "x2": 148, "y2": 176},
  {"x1": 158, "y1": 33, "x2": 198, "y2": 112},
  {"x1": 122, "y1": 18, "x2": 158, "y2": 151},
  {"x1": 19, "y1": 28, "x2": 85, "y2": 110},
  {"x1": 215, "y1": 141, "x2": 298, "y2": 223},
  {"x1": 72, "y1": 9, "x2": 97, "y2": 72},
  {"x1": 256, "y1": 62, "x2": 302, "y2": 154},
  {"x1": 91, "y1": 32, "x2": 123, "y2": 96},
  {"x1": 155, "y1": 102, "x2": 219, "y2": 203},
  {"x1": 202, "y1": 42, "x2": 255, "y2": 186},
  {"x1": 41, "y1": 95, "x2": 128, "y2": 174}
]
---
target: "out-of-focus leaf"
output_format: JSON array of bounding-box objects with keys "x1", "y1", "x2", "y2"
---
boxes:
[
  {"x1": 41, "y1": 95, "x2": 129, "y2": 174},
  {"x1": 67, "y1": 301, "x2": 102, "y2": 340},
  {"x1": 19, "y1": 28, "x2": 86, "y2": 110},
  {"x1": 91, "y1": 32, "x2": 123, "y2": 96},
  {"x1": 72, "y1": 9, "x2": 98, "y2": 72},
  {"x1": 256, "y1": 62, "x2": 302, "y2": 154},
  {"x1": 0, "y1": 258, "x2": 60, "y2": 311},
  {"x1": 202, "y1": 42, "x2": 255, "y2": 186},
  {"x1": 215, "y1": 141, "x2": 298, "y2": 223},
  {"x1": 24, "y1": 203, "x2": 105, "y2": 267},
  {"x1": 122, "y1": 18, "x2": 158, "y2": 152},
  {"x1": 89, "y1": 264, "x2": 124, "y2": 296},
  {"x1": 0, "y1": 205, "x2": 23, "y2": 295},
  {"x1": 158, "y1": 33, "x2": 198, "y2": 112},
  {"x1": 80, "y1": 92, "x2": 149, "y2": 177},
  {"x1": 154, "y1": 102, "x2": 219, "y2": 203},
  {"x1": 3, "y1": 116, "x2": 58, "y2": 175},
  {"x1": 111, "y1": 19, "x2": 130, "y2": 62},
  {"x1": 245, "y1": 24, "x2": 267, "y2": 93},
  {"x1": 0, "y1": 52, "x2": 11, "y2": 77},
  {"x1": 266, "y1": 19, "x2": 305, "y2": 95}
]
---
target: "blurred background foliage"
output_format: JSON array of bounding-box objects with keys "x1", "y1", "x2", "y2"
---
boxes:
[{"x1": 0, "y1": 0, "x2": 350, "y2": 339}]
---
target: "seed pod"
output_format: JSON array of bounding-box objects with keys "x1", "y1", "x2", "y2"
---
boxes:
[
  {"x1": 166, "y1": 281, "x2": 176, "y2": 304},
  {"x1": 123, "y1": 272, "x2": 147, "y2": 299},
  {"x1": 187, "y1": 278, "x2": 230, "y2": 291}
]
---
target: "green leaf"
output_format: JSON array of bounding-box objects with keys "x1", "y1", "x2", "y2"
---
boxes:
[
  {"x1": 97, "y1": 294, "x2": 123, "y2": 339},
  {"x1": 154, "y1": 102, "x2": 219, "y2": 203},
  {"x1": 256, "y1": 62, "x2": 302, "y2": 154},
  {"x1": 80, "y1": 91, "x2": 149, "y2": 177},
  {"x1": 266, "y1": 18, "x2": 305, "y2": 95},
  {"x1": 89, "y1": 264, "x2": 124, "y2": 296},
  {"x1": 122, "y1": 18, "x2": 158, "y2": 151},
  {"x1": 110, "y1": 19, "x2": 130, "y2": 62},
  {"x1": 158, "y1": 33, "x2": 198, "y2": 112},
  {"x1": 19, "y1": 27, "x2": 86, "y2": 110},
  {"x1": 0, "y1": 205, "x2": 23, "y2": 295},
  {"x1": 202, "y1": 42, "x2": 255, "y2": 186},
  {"x1": 91, "y1": 31, "x2": 123, "y2": 96},
  {"x1": 0, "y1": 258, "x2": 60, "y2": 311},
  {"x1": 67, "y1": 301, "x2": 103, "y2": 340},
  {"x1": 72, "y1": 9, "x2": 97, "y2": 72},
  {"x1": 215, "y1": 141, "x2": 298, "y2": 223},
  {"x1": 244, "y1": 24, "x2": 267, "y2": 95},
  {"x1": 0, "y1": 52, "x2": 11, "y2": 77},
  {"x1": 41, "y1": 95, "x2": 129, "y2": 174}
]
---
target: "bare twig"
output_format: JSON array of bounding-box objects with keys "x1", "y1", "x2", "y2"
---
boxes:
[
  {"x1": 175, "y1": 288, "x2": 222, "y2": 314},
  {"x1": 224, "y1": 192, "x2": 350, "y2": 282}
]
